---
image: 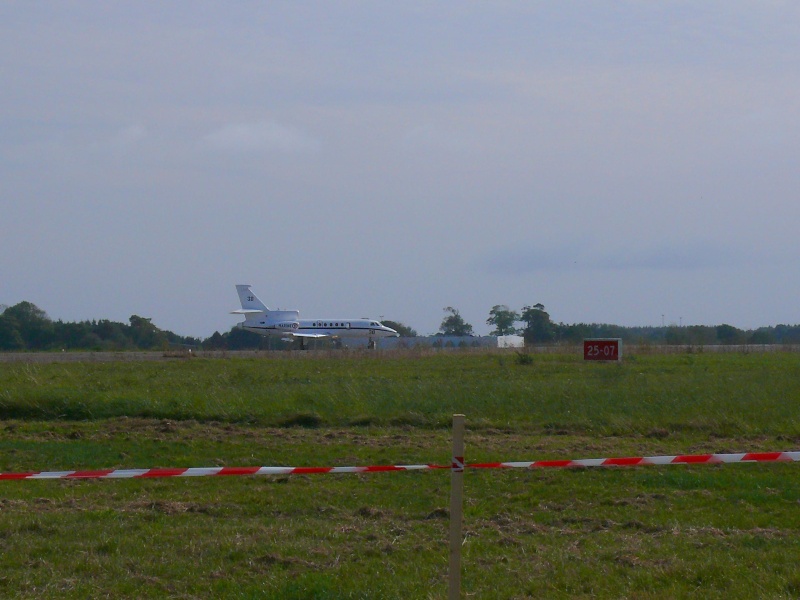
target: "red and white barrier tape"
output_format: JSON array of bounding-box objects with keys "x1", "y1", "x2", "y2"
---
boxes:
[
  {"x1": 470, "y1": 451, "x2": 800, "y2": 469},
  {"x1": 2, "y1": 451, "x2": 799, "y2": 481},
  {"x1": 0, "y1": 464, "x2": 446, "y2": 480}
]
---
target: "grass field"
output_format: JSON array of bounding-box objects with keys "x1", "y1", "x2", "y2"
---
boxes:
[{"x1": 1, "y1": 349, "x2": 800, "y2": 598}]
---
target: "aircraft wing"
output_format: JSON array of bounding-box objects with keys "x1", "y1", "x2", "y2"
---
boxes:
[
  {"x1": 292, "y1": 332, "x2": 329, "y2": 339},
  {"x1": 230, "y1": 309, "x2": 264, "y2": 315}
]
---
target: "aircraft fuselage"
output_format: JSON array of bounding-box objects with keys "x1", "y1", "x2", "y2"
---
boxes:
[{"x1": 239, "y1": 318, "x2": 397, "y2": 339}]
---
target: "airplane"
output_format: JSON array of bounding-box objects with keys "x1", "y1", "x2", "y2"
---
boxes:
[{"x1": 231, "y1": 284, "x2": 399, "y2": 348}]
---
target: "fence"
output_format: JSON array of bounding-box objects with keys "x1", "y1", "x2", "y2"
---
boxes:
[{"x1": 3, "y1": 414, "x2": 799, "y2": 597}]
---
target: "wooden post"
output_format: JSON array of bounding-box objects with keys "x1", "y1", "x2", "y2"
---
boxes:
[{"x1": 448, "y1": 414, "x2": 466, "y2": 599}]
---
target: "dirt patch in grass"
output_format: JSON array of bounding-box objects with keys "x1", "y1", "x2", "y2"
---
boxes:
[{"x1": 123, "y1": 500, "x2": 214, "y2": 515}]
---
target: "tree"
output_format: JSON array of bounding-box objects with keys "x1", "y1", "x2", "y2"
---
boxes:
[
  {"x1": 55, "y1": 320, "x2": 94, "y2": 350},
  {"x1": 684, "y1": 325, "x2": 717, "y2": 346},
  {"x1": 773, "y1": 325, "x2": 800, "y2": 344},
  {"x1": 520, "y1": 303, "x2": 555, "y2": 344},
  {"x1": 559, "y1": 323, "x2": 594, "y2": 343},
  {"x1": 226, "y1": 328, "x2": 264, "y2": 350},
  {"x1": 2, "y1": 301, "x2": 54, "y2": 349},
  {"x1": 381, "y1": 320, "x2": 417, "y2": 337},
  {"x1": 486, "y1": 305, "x2": 519, "y2": 336},
  {"x1": 204, "y1": 331, "x2": 226, "y2": 350},
  {"x1": 95, "y1": 319, "x2": 132, "y2": 349},
  {"x1": 439, "y1": 307, "x2": 473, "y2": 337},
  {"x1": 716, "y1": 324, "x2": 744, "y2": 345},
  {"x1": 664, "y1": 326, "x2": 688, "y2": 345},
  {"x1": 0, "y1": 313, "x2": 24, "y2": 350},
  {"x1": 748, "y1": 329, "x2": 775, "y2": 344},
  {"x1": 128, "y1": 315, "x2": 168, "y2": 349}
]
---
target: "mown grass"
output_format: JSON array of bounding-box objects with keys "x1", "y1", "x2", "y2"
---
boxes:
[
  {"x1": 2, "y1": 350, "x2": 800, "y2": 435},
  {"x1": 1, "y1": 350, "x2": 800, "y2": 598}
]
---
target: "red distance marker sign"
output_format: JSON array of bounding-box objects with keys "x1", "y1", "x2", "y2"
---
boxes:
[{"x1": 583, "y1": 338, "x2": 622, "y2": 361}]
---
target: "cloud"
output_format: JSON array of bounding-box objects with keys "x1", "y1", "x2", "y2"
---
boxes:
[
  {"x1": 3, "y1": 3, "x2": 800, "y2": 335},
  {"x1": 111, "y1": 125, "x2": 146, "y2": 147},
  {"x1": 482, "y1": 238, "x2": 750, "y2": 274},
  {"x1": 202, "y1": 121, "x2": 320, "y2": 154}
]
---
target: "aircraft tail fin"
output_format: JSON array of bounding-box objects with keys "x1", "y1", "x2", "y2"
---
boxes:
[{"x1": 233, "y1": 284, "x2": 269, "y2": 314}]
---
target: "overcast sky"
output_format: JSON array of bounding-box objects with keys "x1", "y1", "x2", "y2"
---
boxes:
[{"x1": 2, "y1": 2, "x2": 799, "y2": 337}]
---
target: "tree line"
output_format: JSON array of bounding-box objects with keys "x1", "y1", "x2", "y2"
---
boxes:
[
  {"x1": 0, "y1": 302, "x2": 202, "y2": 352},
  {"x1": 1, "y1": 300, "x2": 799, "y2": 352},
  {"x1": 446, "y1": 304, "x2": 800, "y2": 346}
]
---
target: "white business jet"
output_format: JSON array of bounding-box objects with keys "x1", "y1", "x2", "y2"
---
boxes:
[{"x1": 231, "y1": 284, "x2": 398, "y2": 347}]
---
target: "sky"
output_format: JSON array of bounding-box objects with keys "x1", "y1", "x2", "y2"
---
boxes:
[{"x1": 2, "y1": 2, "x2": 799, "y2": 338}]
